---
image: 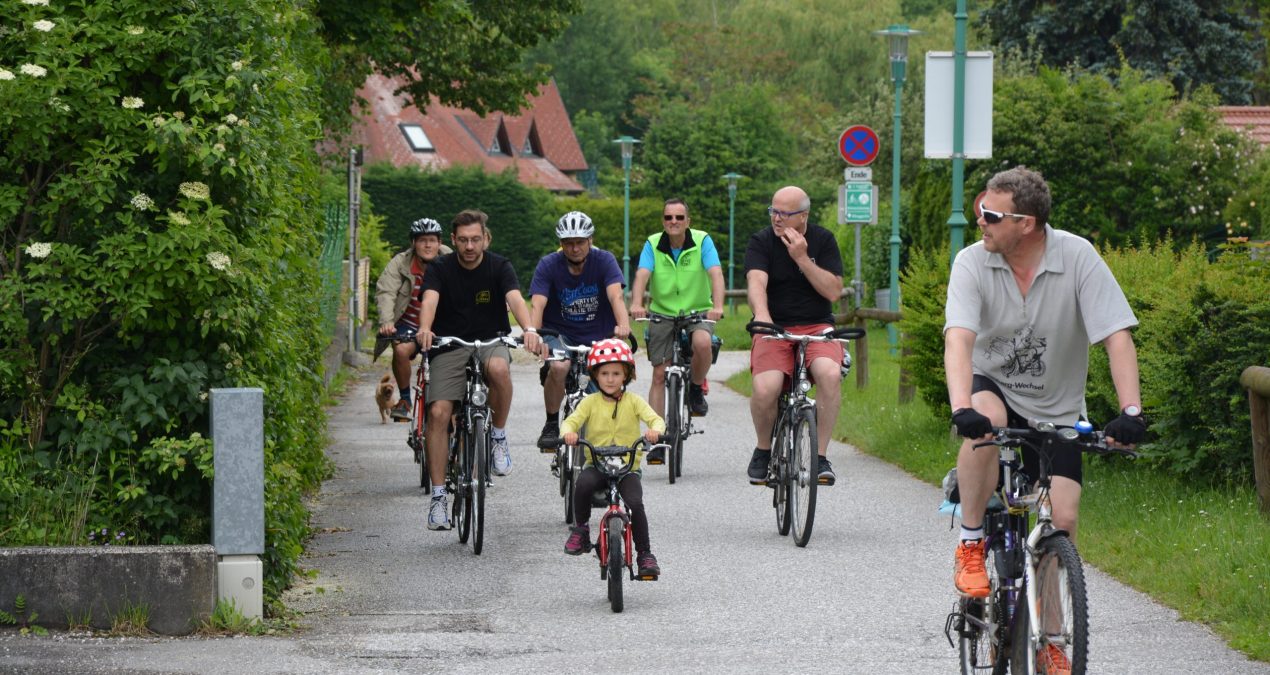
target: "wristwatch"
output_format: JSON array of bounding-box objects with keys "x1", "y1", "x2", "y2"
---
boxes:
[{"x1": 1122, "y1": 405, "x2": 1142, "y2": 417}]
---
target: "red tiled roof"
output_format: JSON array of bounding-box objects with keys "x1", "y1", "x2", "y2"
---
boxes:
[
  {"x1": 352, "y1": 75, "x2": 586, "y2": 193},
  {"x1": 1217, "y1": 106, "x2": 1270, "y2": 147}
]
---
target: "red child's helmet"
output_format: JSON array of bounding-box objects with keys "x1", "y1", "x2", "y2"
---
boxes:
[{"x1": 587, "y1": 338, "x2": 636, "y2": 384}]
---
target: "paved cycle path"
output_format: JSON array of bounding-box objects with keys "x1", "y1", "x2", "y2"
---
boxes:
[{"x1": 2, "y1": 351, "x2": 1265, "y2": 674}]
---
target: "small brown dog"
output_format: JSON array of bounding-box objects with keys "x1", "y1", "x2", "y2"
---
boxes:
[{"x1": 375, "y1": 373, "x2": 397, "y2": 424}]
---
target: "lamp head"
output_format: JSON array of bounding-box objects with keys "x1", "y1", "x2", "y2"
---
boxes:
[{"x1": 873, "y1": 24, "x2": 921, "y2": 63}]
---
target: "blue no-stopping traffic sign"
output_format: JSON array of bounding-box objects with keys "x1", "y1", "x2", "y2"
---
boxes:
[{"x1": 838, "y1": 125, "x2": 880, "y2": 167}]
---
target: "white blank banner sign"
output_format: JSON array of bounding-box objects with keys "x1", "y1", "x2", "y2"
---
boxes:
[{"x1": 924, "y1": 51, "x2": 994, "y2": 159}]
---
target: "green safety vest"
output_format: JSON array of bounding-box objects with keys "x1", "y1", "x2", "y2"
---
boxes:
[{"x1": 647, "y1": 229, "x2": 713, "y2": 316}]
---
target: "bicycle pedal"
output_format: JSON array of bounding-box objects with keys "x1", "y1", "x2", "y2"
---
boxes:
[
  {"x1": 636, "y1": 574, "x2": 659, "y2": 582},
  {"x1": 646, "y1": 458, "x2": 665, "y2": 465},
  {"x1": 818, "y1": 477, "x2": 834, "y2": 485},
  {"x1": 393, "y1": 418, "x2": 411, "y2": 423},
  {"x1": 539, "y1": 446, "x2": 556, "y2": 454}
]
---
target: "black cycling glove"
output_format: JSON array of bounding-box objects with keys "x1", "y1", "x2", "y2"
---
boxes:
[
  {"x1": 952, "y1": 408, "x2": 992, "y2": 439},
  {"x1": 1103, "y1": 413, "x2": 1147, "y2": 445}
]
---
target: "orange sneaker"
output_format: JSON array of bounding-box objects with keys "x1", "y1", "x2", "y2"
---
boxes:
[
  {"x1": 954, "y1": 540, "x2": 990, "y2": 598},
  {"x1": 1039, "y1": 643, "x2": 1072, "y2": 675}
]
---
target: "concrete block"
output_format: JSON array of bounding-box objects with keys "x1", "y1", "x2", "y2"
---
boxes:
[
  {"x1": 0, "y1": 545, "x2": 217, "y2": 635},
  {"x1": 211, "y1": 388, "x2": 264, "y2": 555}
]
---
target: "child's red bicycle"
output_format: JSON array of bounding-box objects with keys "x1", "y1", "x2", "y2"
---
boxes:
[{"x1": 549, "y1": 436, "x2": 667, "y2": 613}]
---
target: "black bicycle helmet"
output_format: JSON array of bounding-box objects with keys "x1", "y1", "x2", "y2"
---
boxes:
[{"x1": 410, "y1": 217, "x2": 442, "y2": 239}]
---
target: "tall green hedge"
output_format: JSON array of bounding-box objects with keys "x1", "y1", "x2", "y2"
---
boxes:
[
  {"x1": 900, "y1": 241, "x2": 1270, "y2": 484},
  {"x1": 361, "y1": 163, "x2": 560, "y2": 287}
]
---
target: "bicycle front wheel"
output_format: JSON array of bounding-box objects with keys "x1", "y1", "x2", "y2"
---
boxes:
[
  {"x1": 454, "y1": 431, "x2": 472, "y2": 543},
  {"x1": 789, "y1": 407, "x2": 818, "y2": 547},
  {"x1": 471, "y1": 417, "x2": 488, "y2": 555},
  {"x1": 665, "y1": 376, "x2": 681, "y2": 484},
  {"x1": 563, "y1": 453, "x2": 576, "y2": 524},
  {"x1": 607, "y1": 517, "x2": 624, "y2": 613},
  {"x1": 773, "y1": 419, "x2": 792, "y2": 536},
  {"x1": 1012, "y1": 535, "x2": 1087, "y2": 674}
]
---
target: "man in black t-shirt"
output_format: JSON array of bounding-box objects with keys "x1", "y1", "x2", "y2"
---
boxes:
[
  {"x1": 743, "y1": 185, "x2": 847, "y2": 486},
  {"x1": 416, "y1": 209, "x2": 541, "y2": 530}
]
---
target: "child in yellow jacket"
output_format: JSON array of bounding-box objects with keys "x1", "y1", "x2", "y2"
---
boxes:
[{"x1": 561, "y1": 338, "x2": 665, "y2": 575}]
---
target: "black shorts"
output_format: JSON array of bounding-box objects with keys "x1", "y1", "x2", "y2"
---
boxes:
[{"x1": 972, "y1": 375, "x2": 1083, "y2": 485}]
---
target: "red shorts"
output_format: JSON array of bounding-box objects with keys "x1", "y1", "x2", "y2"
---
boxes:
[{"x1": 750, "y1": 323, "x2": 844, "y2": 379}]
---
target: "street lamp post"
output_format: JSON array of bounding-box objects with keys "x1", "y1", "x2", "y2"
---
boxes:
[
  {"x1": 875, "y1": 24, "x2": 920, "y2": 352},
  {"x1": 948, "y1": 0, "x2": 970, "y2": 264},
  {"x1": 612, "y1": 135, "x2": 640, "y2": 284},
  {"x1": 722, "y1": 172, "x2": 743, "y2": 312}
]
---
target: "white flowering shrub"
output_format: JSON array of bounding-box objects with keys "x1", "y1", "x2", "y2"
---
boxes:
[{"x1": 0, "y1": 0, "x2": 331, "y2": 605}]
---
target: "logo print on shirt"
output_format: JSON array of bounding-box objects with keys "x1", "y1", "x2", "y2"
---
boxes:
[
  {"x1": 986, "y1": 326, "x2": 1047, "y2": 378},
  {"x1": 559, "y1": 283, "x2": 599, "y2": 323},
  {"x1": 476, "y1": 290, "x2": 491, "y2": 304}
]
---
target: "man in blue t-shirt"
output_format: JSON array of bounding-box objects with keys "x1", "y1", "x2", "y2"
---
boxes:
[{"x1": 529, "y1": 211, "x2": 630, "y2": 447}]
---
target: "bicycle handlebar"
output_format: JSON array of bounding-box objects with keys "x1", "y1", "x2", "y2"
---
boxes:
[
  {"x1": 431, "y1": 334, "x2": 520, "y2": 351},
  {"x1": 635, "y1": 310, "x2": 716, "y2": 327},
  {"x1": 540, "y1": 332, "x2": 640, "y2": 362},
  {"x1": 745, "y1": 321, "x2": 865, "y2": 342},
  {"x1": 974, "y1": 423, "x2": 1138, "y2": 459}
]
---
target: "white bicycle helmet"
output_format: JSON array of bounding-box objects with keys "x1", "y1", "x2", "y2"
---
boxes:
[
  {"x1": 555, "y1": 211, "x2": 594, "y2": 239},
  {"x1": 410, "y1": 217, "x2": 442, "y2": 239}
]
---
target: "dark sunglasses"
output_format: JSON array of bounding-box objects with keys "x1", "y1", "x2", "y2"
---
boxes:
[
  {"x1": 663, "y1": 214, "x2": 687, "y2": 221},
  {"x1": 980, "y1": 206, "x2": 1030, "y2": 224}
]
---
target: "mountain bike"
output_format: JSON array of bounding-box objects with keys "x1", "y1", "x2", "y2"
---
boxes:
[
  {"x1": 430, "y1": 334, "x2": 519, "y2": 556},
  {"x1": 746, "y1": 321, "x2": 864, "y2": 547},
  {"x1": 943, "y1": 420, "x2": 1137, "y2": 674},
  {"x1": 636, "y1": 311, "x2": 717, "y2": 484},
  {"x1": 546, "y1": 436, "x2": 668, "y2": 613}
]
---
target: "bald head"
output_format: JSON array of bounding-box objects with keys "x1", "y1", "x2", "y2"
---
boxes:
[
  {"x1": 769, "y1": 186, "x2": 811, "y2": 233},
  {"x1": 773, "y1": 186, "x2": 810, "y2": 212}
]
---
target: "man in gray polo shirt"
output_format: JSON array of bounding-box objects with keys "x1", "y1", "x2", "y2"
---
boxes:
[{"x1": 944, "y1": 166, "x2": 1147, "y2": 601}]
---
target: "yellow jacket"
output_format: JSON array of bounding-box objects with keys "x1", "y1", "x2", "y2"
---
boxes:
[{"x1": 560, "y1": 391, "x2": 666, "y2": 470}]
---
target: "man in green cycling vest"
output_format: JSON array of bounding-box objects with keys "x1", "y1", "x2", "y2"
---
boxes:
[{"x1": 629, "y1": 199, "x2": 724, "y2": 463}]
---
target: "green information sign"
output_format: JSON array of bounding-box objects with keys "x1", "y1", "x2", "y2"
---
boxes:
[{"x1": 844, "y1": 182, "x2": 874, "y2": 223}]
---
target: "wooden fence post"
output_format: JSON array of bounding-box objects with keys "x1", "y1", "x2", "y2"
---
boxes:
[
  {"x1": 855, "y1": 315, "x2": 869, "y2": 390},
  {"x1": 1240, "y1": 366, "x2": 1270, "y2": 516},
  {"x1": 898, "y1": 342, "x2": 915, "y2": 403}
]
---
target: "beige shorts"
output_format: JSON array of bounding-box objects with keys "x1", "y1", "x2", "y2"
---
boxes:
[
  {"x1": 427, "y1": 344, "x2": 511, "y2": 402},
  {"x1": 645, "y1": 317, "x2": 713, "y2": 365}
]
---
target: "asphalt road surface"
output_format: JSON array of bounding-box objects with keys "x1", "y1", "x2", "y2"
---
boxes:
[{"x1": 2, "y1": 350, "x2": 1266, "y2": 674}]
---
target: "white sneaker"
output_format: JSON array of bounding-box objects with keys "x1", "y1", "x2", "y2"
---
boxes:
[
  {"x1": 491, "y1": 435, "x2": 512, "y2": 476},
  {"x1": 427, "y1": 496, "x2": 450, "y2": 530}
]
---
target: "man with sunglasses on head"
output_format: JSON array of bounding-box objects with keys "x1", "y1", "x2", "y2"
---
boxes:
[
  {"x1": 744, "y1": 186, "x2": 847, "y2": 486},
  {"x1": 945, "y1": 166, "x2": 1146, "y2": 610},
  {"x1": 529, "y1": 210, "x2": 631, "y2": 448},
  {"x1": 629, "y1": 199, "x2": 725, "y2": 463}
]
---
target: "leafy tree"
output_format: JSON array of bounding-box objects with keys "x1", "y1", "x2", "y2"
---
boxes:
[
  {"x1": 904, "y1": 65, "x2": 1260, "y2": 253},
  {"x1": 980, "y1": 0, "x2": 1262, "y2": 103},
  {"x1": 639, "y1": 83, "x2": 795, "y2": 254},
  {"x1": 316, "y1": 0, "x2": 581, "y2": 128},
  {"x1": 524, "y1": 0, "x2": 638, "y2": 125}
]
